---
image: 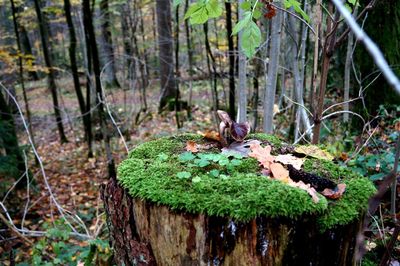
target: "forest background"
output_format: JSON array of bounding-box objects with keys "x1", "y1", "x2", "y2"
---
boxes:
[{"x1": 0, "y1": 0, "x2": 399, "y2": 265}]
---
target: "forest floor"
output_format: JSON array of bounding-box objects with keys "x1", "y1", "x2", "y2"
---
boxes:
[{"x1": 0, "y1": 77, "x2": 399, "y2": 265}]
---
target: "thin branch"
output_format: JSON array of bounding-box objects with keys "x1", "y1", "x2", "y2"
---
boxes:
[{"x1": 332, "y1": 0, "x2": 400, "y2": 95}]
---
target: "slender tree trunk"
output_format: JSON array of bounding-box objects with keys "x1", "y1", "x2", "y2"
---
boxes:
[
  {"x1": 225, "y1": 1, "x2": 236, "y2": 120},
  {"x1": 343, "y1": 9, "x2": 357, "y2": 123},
  {"x1": 10, "y1": 0, "x2": 35, "y2": 147},
  {"x1": 288, "y1": 7, "x2": 312, "y2": 142},
  {"x1": 312, "y1": 4, "x2": 339, "y2": 144},
  {"x1": 19, "y1": 26, "x2": 39, "y2": 80},
  {"x1": 174, "y1": 4, "x2": 181, "y2": 128},
  {"x1": 99, "y1": 0, "x2": 121, "y2": 88},
  {"x1": 82, "y1": 0, "x2": 116, "y2": 177},
  {"x1": 263, "y1": 6, "x2": 282, "y2": 133},
  {"x1": 33, "y1": 0, "x2": 68, "y2": 143},
  {"x1": 63, "y1": 0, "x2": 92, "y2": 156},
  {"x1": 184, "y1": 0, "x2": 194, "y2": 120},
  {"x1": 237, "y1": 0, "x2": 247, "y2": 123},
  {"x1": 252, "y1": 58, "x2": 261, "y2": 132},
  {"x1": 204, "y1": 22, "x2": 219, "y2": 112},
  {"x1": 156, "y1": 0, "x2": 178, "y2": 111}
]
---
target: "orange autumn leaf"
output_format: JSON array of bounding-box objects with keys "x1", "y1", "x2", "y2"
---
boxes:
[
  {"x1": 288, "y1": 180, "x2": 320, "y2": 203},
  {"x1": 249, "y1": 143, "x2": 275, "y2": 170},
  {"x1": 186, "y1": 141, "x2": 198, "y2": 153},
  {"x1": 270, "y1": 162, "x2": 289, "y2": 182},
  {"x1": 201, "y1": 130, "x2": 221, "y2": 142},
  {"x1": 321, "y1": 183, "x2": 346, "y2": 199}
]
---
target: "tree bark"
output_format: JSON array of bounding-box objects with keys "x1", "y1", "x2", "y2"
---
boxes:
[
  {"x1": 9, "y1": 0, "x2": 35, "y2": 149},
  {"x1": 99, "y1": 0, "x2": 121, "y2": 88},
  {"x1": 237, "y1": 0, "x2": 247, "y2": 123},
  {"x1": 225, "y1": 2, "x2": 236, "y2": 120},
  {"x1": 263, "y1": 6, "x2": 282, "y2": 133},
  {"x1": 82, "y1": 0, "x2": 116, "y2": 178},
  {"x1": 33, "y1": 0, "x2": 68, "y2": 143},
  {"x1": 63, "y1": 0, "x2": 92, "y2": 156},
  {"x1": 156, "y1": 0, "x2": 178, "y2": 111},
  {"x1": 103, "y1": 177, "x2": 364, "y2": 266}
]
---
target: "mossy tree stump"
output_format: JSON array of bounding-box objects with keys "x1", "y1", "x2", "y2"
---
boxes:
[{"x1": 102, "y1": 134, "x2": 375, "y2": 266}]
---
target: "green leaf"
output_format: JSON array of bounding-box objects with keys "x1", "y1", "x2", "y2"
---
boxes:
[
  {"x1": 283, "y1": 0, "x2": 310, "y2": 23},
  {"x1": 184, "y1": 3, "x2": 202, "y2": 19},
  {"x1": 240, "y1": 1, "x2": 251, "y2": 11},
  {"x1": 253, "y1": 9, "x2": 262, "y2": 20},
  {"x1": 195, "y1": 158, "x2": 210, "y2": 167},
  {"x1": 192, "y1": 176, "x2": 202, "y2": 183},
  {"x1": 209, "y1": 169, "x2": 220, "y2": 177},
  {"x1": 179, "y1": 152, "x2": 195, "y2": 162},
  {"x1": 232, "y1": 11, "x2": 252, "y2": 35},
  {"x1": 241, "y1": 20, "x2": 262, "y2": 58},
  {"x1": 177, "y1": 171, "x2": 192, "y2": 179},
  {"x1": 218, "y1": 158, "x2": 230, "y2": 166},
  {"x1": 157, "y1": 153, "x2": 169, "y2": 161},
  {"x1": 231, "y1": 159, "x2": 242, "y2": 166},
  {"x1": 370, "y1": 173, "x2": 385, "y2": 181},
  {"x1": 206, "y1": 0, "x2": 223, "y2": 18}
]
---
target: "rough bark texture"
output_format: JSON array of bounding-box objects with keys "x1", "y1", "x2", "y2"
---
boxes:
[{"x1": 103, "y1": 177, "x2": 362, "y2": 266}]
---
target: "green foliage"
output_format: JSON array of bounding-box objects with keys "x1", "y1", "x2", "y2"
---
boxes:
[
  {"x1": 20, "y1": 220, "x2": 111, "y2": 266},
  {"x1": 184, "y1": 0, "x2": 310, "y2": 58},
  {"x1": 184, "y1": 0, "x2": 223, "y2": 24},
  {"x1": 117, "y1": 134, "x2": 375, "y2": 229}
]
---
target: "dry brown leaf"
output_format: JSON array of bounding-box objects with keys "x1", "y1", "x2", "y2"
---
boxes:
[
  {"x1": 221, "y1": 139, "x2": 261, "y2": 157},
  {"x1": 270, "y1": 163, "x2": 290, "y2": 182},
  {"x1": 249, "y1": 143, "x2": 275, "y2": 170},
  {"x1": 294, "y1": 145, "x2": 334, "y2": 161},
  {"x1": 201, "y1": 130, "x2": 221, "y2": 142},
  {"x1": 275, "y1": 154, "x2": 304, "y2": 170},
  {"x1": 288, "y1": 180, "x2": 320, "y2": 203},
  {"x1": 321, "y1": 183, "x2": 346, "y2": 199},
  {"x1": 186, "y1": 140, "x2": 199, "y2": 153}
]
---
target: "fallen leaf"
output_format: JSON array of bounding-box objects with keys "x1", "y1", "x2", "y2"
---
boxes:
[
  {"x1": 288, "y1": 180, "x2": 320, "y2": 203},
  {"x1": 321, "y1": 183, "x2": 346, "y2": 199},
  {"x1": 186, "y1": 140, "x2": 199, "y2": 153},
  {"x1": 270, "y1": 163, "x2": 289, "y2": 182},
  {"x1": 249, "y1": 143, "x2": 275, "y2": 170},
  {"x1": 201, "y1": 130, "x2": 221, "y2": 142},
  {"x1": 294, "y1": 145, "x2": 334, "y2": 161},
  {"x1": 275, "y1": 154, "x2": 304, "y2": 170},
  {"x1": 221, "y1": 139, "x2": 261, "y2": 157}
]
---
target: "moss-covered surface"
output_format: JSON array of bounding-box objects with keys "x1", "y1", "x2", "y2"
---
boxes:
[{"x1": 118, "y1": 133, "x2": 375, "y2": 231}]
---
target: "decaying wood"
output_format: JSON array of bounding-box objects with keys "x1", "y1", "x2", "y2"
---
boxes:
[{"x1": 102, "y1": 177, "x2": 362, "y2": 266}]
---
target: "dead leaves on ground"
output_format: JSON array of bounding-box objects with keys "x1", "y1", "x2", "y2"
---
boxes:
[{"x1": 249, "y1": 143, "x2": 345, "y2": 203}]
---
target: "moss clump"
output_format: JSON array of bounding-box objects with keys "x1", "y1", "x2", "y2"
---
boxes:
[{"x1": 118, "y1": 134, "x2": 375, "y2": 230}]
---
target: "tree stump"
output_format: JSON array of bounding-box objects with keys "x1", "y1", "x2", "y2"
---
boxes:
[{"x1": 102, "y1": 134, "x2": 375, "y2": 266}]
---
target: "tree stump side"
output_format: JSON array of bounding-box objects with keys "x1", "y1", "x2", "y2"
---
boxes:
[{"x1": 102, "y1": 177, "x2": 362, "y2": 266}]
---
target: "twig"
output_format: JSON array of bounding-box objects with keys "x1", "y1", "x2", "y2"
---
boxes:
[{"x1": 332, "y1": 0, "x2": 400, "y2": 95}]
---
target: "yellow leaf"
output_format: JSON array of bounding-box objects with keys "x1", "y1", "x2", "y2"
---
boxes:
[{"x1": 294, "y1": 145, "x2": 334, "y2": 161}]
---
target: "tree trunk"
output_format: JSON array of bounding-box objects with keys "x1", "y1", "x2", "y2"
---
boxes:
[
  {"x1": 99, "y1": 0, "x2": 121, "y2": 88},
  {"x1": 33, "y1": 0, "x2": 68, "y2": 143},
  {"x1": 156, "y1": 0, "x2": 178, "y2": 111},
  {"x1": 184, "y1": 0, "x2": 194, "y2": 120},
  {"x1": 9, "y1": 0, "x2": 35, "y2": 148},
  {"x1": 19, "y1": 26, "x2": 39, "y2": 81},
  {"x1": 263, "y1": 5, "x2": 282, "y2": 133},
  {"x1": 103, "y1": 177, "x2": 363, "y2": 266},
  {"x1": 237, "y1": 0, "x2": 247, "y2": 123},
  {"x1": 0, "y1": 90, "x2": 25, "y2": 176},
  {"x1": 63, "y1": 0, "x2": 92, "y2": 156},
  {"x1": 82, "y1": 0, "x2": 116, "y2": 178},
  {"x1": 225, "y1": 1, "x2": 236, "y2": 120}
]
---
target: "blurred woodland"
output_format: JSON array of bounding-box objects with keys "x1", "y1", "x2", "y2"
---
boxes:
[{"x1": 0, "y1": 0, "x2": 399, "y2": 265}]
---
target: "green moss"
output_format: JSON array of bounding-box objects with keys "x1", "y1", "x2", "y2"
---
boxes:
[
  {"x1": 118, "y1": 134, "x2": 375, "y2": 230},
  {"x1": 248, "y1": 133, "x2": 283, "y2": 148},
  {"x1": 303, "y1": 158, "x2": 362, "y2": 180}
]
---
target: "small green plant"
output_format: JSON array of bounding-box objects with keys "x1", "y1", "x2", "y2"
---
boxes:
[
  {"x1": 18, "y1": 219, "x2": 111, "y2": 266},
  {"x1": 176, "y1": 152, "x2": 243, "y2": 182}
]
